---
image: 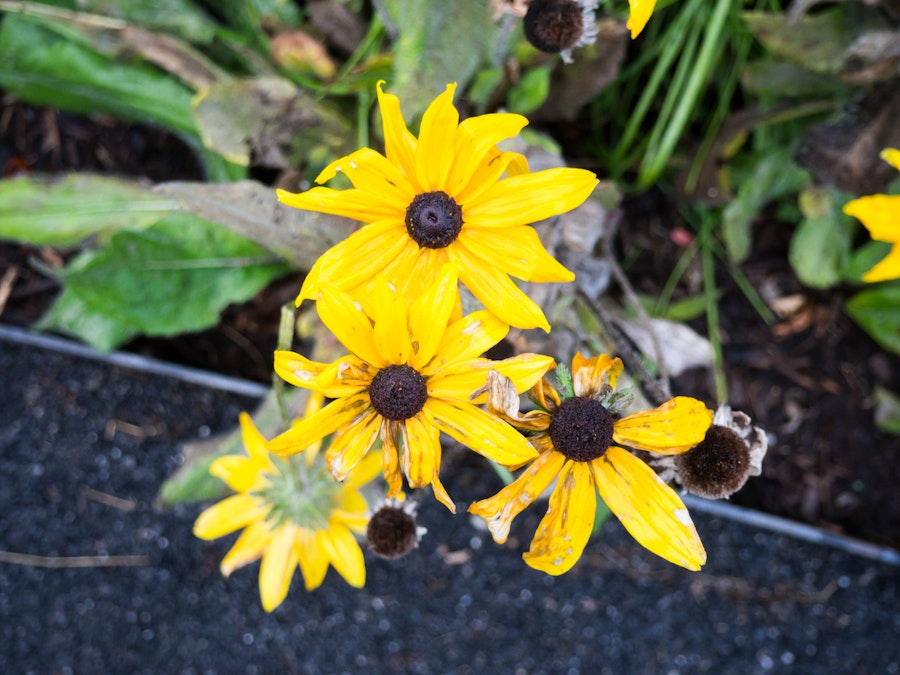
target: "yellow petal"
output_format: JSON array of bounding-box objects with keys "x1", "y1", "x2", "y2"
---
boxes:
[
  {"x1": 593, "y1": 446, "x2": 706, "y2": 570},
  {"x1": 295, "y1": 220, "x2": 411, "y2": 304},
  {"x1": 415, "y1": 83, "x2": 459, "y2": 191},
  {"x1": 193, "y1": 494, "x2": 269, "y2": 540},
  {"x1": 345, "y1": 445, "x2": 384, "y2": 489},
  {"x1": 220, "y1": 519, "x2": 271, "y2": 576},
  {"x1": 423, "y1": 310, "x2": 508, "y2": 373},
  {"x1": 408, "y1": 262, "x2": 460, "y2": 369},
  {"x1": 427, "y1": 397, "x2": 538, "y2": 465},
  {"x1": 469, "y1": 448, "x2": 566, "y2": 543},
  {"x1": 296, "y1": 527, "x2": 329, "y2": 590},
  {"x1": 315, "y1": 147, "x2": 414, "y2": 209},
  {"x1": 455, "y1": 149, "x2": 523, "y2": 205},
  {"x1": 457, "y1": 225, "x2": 574, "y2": 283},
  {"x1": 317, "y1": 286, "x2": 386, "y2": 368},
  {"x1": 881, "y1": 148, "x2": 900, "y2": 172},
  {"x1": 381, "y1": 422, "x2": 404, "y2": 498},
  {"x1": 627, "y1": 0, "x2": 657, "y2": 38},
  {"x1": 572, "y1": 353, "x2": 623, "y2": 397},
  {"x1": 843, "y1": 194, "x2": 900, "y2": 243},
  {"x1": 862, "y1": 243, "x2": 900, "y2": 282},
  {"x1": 239, "y1": 412, "x2": 271, "y2": 464},
  {"x1": 371, "y1": 276, "x2": 411, "y2": 365},
  {"x1": 431, "y1": 354, "x2": 554, "y2": 404},
  {"x1": 376, "y1": 81, "x2": 417, "y2": 182},
  {"x1": 259, "y1": 523, "x2": 300, "y2": 611},
  {"x1": 463, "y1": 168, "x2": 597, "y2": 229},
  {"x1": 319, "y1": 522, "x2": 366, "y2": 587},
  {"x1": 522, "y1": 461, "x2": 597, "y2": 576},
  {"x1": 613, "y1": 397, "x2": 713, "y2": 453},
  {"x1": 452, "y1": 247, "x2": 551, "y2": 331},
  {"x1": 209, "y1": 455, "x2": 268, "y2": 493},
  {"x1": 447, "y1": 113, "x2": 529, "y2": 197},
  {"x1": 427, "y1": 440, "x2": 455, "y2": 512},
  {"x1": 268, "y1": 393, "x2": 371, "y2": 454},
  {"x1": 326, "y1": 409, "x2": 381, "y2": 481},
  {"x1": 277, "y1": 186, "x2": 400, "y2": 223},
  {"x1": 399, "y1": 412, "x2": 450, "y2": 507}
]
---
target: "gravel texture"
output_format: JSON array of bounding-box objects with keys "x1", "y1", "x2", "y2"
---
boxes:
[{"x1": 1, "y1": 337, "x2": 899, "y2": 674}]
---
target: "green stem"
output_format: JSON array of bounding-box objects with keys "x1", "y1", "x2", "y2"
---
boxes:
[{"x1": 700, "y1": 212, "x2": 728, "y2": 402}]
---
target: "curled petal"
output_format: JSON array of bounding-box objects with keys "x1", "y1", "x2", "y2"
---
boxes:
[
  {"x1": 400, "y1": 412, "x2": 454, "y2": 511},
  {"x1": 593, "y1": 446, "x2": 706, "y2": 570},
  {"x1": 572, "y1": 353, "x2": 623, "y2": 398},
  {"x1": 522, "y1": 461, "x2": 597, "y2": 576},
  {"x1": 326, "y1": 409, "x2": 382, "y2": 481},
  {"x1": 613, "y1": 397, "x2": 713, "y2": 454},
  {"x1": 381, "y1": 422, "x2": 404, "y2": 498},
  {"x1": 475, "y1": 369, "x2": 552, "y2": 432}
]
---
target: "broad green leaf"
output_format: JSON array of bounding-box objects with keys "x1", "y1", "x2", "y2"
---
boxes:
[
  {"x1": 507, "y1": 66, "x2": 551, "y2": 116},
  {"x1": 387, "y1": 0, "x2": 496, "y2": 119},
  {"x1": 843, "y1": 241, "x2": 893, "y2": 284},
  {"x1": 663, "y1": 295, "x2": 709, "y2": 322},
  {"x1": 722, "y1": 151, "x2": 809, "y2": 262},
  {"x1": 468, "y1": 67, "x2": 503, "y2": 113},
  {"x1": 873, "y1": 386, "x2": 900, "y2": 436},
  {"x1": 741, "y1": 60, "x2": 849, "y2": 99},
  {"x1": 79, "y1": 0, "x2": 220, "y2": 43},
  {"x1": 0, "y1": 174, "x2": 175, "y2": 247},
  {"x1": 0, "y1": 14, "x2": 197, "y2": 135},
  {"x1": 39, "y1": 214, "x2": 291, "y2": 351},
  {"x1": 788, "y1": 187, "x2": 854, "y2": 289},
  {"x1": 845, "y1": 284, "x2": 900, "y2": 356}
]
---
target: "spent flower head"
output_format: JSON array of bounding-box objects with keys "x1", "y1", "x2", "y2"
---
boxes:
[
  {"x1": 193, "y1": 412, "x2": 380, "y2": 612},
  {"x1": 469, "y1": 353, "x2": 713, "y2": 575},
  {"x1": 523, "y1": 0, "x2": 599, "y2": 63},
  {"x1": 277, "y1": 81, "x2": 597, "y2": 331},
  {"x1": 269, "y1": 264, "x2": 555, "y2": 512}
]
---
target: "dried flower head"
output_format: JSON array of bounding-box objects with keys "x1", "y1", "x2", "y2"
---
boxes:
[
  {"x1": 367, "y1": 498, "x2": 426, "y2": 560},
  {"x1": 523, "y1": 0, "x2": 598, "y2": 63}
]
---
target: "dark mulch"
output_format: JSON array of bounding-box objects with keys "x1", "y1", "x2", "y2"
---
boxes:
[{"x1": 2, "y1": 95, "x2": 900, "y2": 552}]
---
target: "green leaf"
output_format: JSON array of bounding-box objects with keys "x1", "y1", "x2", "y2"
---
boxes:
[
  {"x1": 78, "y1": 0, "x2": 220, "y2": 43},
  {"x1": 388, "y1": 0, "x2": 496, "y2": 119},
  {"x1": 0, "y1": 14, "x2": 197, "y2": 135},
  {"x1": 0, "y1": 174, "x2": 175, "y2": 247},
  {"x1": 721, "y1": 151, "x2": 809, "y2": 262},
  {"x1": 663, "y1": 295, "x2": 709, "y2": 322},
  {"x1": 39, "y1": 214, "x2": 291, "y2": 351},
  {"x1": 788, "y1": 187, "x2": 854, "y2": 289},
  {"x1": 507, "y1": 66, "x2": 551, "y2": 116},
  {"x1": 845, "y1": 284, "x2": 900, "y2": 356},
  {"x1": 843, "y1": 241, "x2": 893, "y2": 284},
  {"x1": 873, "y1": 386, "x2": 900, "y2": 436}
]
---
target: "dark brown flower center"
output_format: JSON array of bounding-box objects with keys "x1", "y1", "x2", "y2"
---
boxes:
[
  {"x1": 675, "y1": 425, "x2": 751, "y2": 499},
  {"x1": 367, "y1": 505, "x2": 419, "y2": 559},
  {"x1": 405, "y1": 190, "x2": 463, "y2": 249},
  {"x1": 369, "y1": 364, "x2": 428, "y2": 421},
  {"x1": 523, "y1": 0, "x2": 584, "y2": 54},
  {"x1": 548, "y1": 396, "x2": 614, "y2": 462}
]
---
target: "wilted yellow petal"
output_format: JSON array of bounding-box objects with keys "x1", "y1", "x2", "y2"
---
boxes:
[
  {"x1": 400, "y1": 412, "x2": 452, "y2": 508},
  {"x1": 326, "y1": 409, "x2": 381, "y2": 481},
  {"x1": 572, "y1": 353, "x2": 623, "y2": 397},
  {"x1": 268, "y1": 393, "x2": 371, "y2": 455},
  {"x1": 469, "y1": 449, "x2": 565, "y2": 543},
  {"x1": 613, "y1": 397, "x2": 713, "y2": 453},
  {"x1": 593, "y1": 446, "x2": 706, "y2": 570},
  {"x1": 259, "y1": 524, "x2": 300, "y2": 612},
  {"x1": 523, "y1": 461, "x2": 597, "y2": 576},
  {"x1": 345, "y1": 446, "x2": 384, "y2": 489},
  {"x1": 193, "y1": 494, "x2": 269, "y2": 540},
  {"x1": 381, "y1": 422, "x2": 404, "y2": 498}
]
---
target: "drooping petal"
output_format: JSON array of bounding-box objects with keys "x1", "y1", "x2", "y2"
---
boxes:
[
  {"x1": 295, "y1": 527, "x2": 329, "y2": 590},
  {"x1": 319, "y1": 522, "x2": 366, "y2": 588},
  {"x1": 843, "y1": 194, "x2": 900, "y2": 243},
  {"x1": 593, "y1": 446, "x2": 706, "y2": 570},
  {"x1": 427, "y1": 397, "x2": 538, "y2": 466},
  {"x1": 862, "y1": 243, "x2": 900, "y2": 283},
  {"x1": 209, "y1": 455, "x2": 268, "y2": 493},
  {"x1": 572, "y1": 353, "x2": 623, "y2": 398},
  {"x1": 456, "y1": 225, "x2": 574, "y2": 283},
  {"x1": 344, "y1": 446, "x2": 384, "y2": 490},
  {"x1": 326, "y1": 409, "x2": 382, "y2": 481},
  {"x1": 422, "y1": 310, "x2": 508, "y2": 374},
  {"x1": 317, "y1": 286, "x2": 385, "y2": 368},
  {"x1": 447, "y1": 113, "x2": 529, "y2": 197},
  {"x1": 268, "y1": 393, "x2": 371, "y2": 455},
  {"x1": 451, "y1": 247, "x2": 551, "y2": 331},
  {"x1": 376, "y1": 81, "x2": 417, "y2": 182},
  {"x1": 469, "y1": 448, "x2": 566, "y2": 543},
  {"x1": 463, "y1": 168, "x2": 597, "y2": 229},
  {"x1": 522, "y1": 461, "x2": 597, "y2": 576},
  {"x1": 220, "y1": 519, "x2": 271, "y2": 576},
  {"x1": 613, "y1": 396, "x2": 713, "y2": 454},
  {"x1": 415, "y1": 83, "x2": 459, "y2": 191},
  {"x1": 371, "y1": 276, "x2": 411, "y2": 365},
  {"x1": 315, "y1": 147, "x2": 414, "y2": 209},
  {"x1": 259, "y1": 523, "x2": 300, "y2": 611},
  {"x1": 627, "y1": 0, "x2": 657, "y2": 38},
  {"x1": 427, "y1": 439, "x2": 455, "y2": 512},
  {"x1": 408, "y1": 262, "x2": 459, "y2": 369},
  {"x1": 399, "y1": 412, "x2": 448, "y2": 506},
  {"x1": 276, "y1": 186, "x2": 400, "y2": 223},
  {"x1": 193, "y1": 494, "x2": 269, "y2": 540}
]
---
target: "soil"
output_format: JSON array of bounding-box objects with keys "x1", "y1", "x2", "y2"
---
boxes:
[{"x1": 2, "y1": 95, "x2": 899, "y2": 552}]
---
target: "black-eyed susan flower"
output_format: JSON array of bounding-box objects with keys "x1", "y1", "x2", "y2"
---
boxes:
[
  {"x1": 277, "y1": 81, "x2": 598, "y2": 331},
  {"x1": 627, "y1": 0, "x2": 657, "y2": 38},
  {"x1": 843, "y1": 148, "x2": 900, "y2": 283},
  {"x1": 469, "y1": 353, "x2": 713, "y2": 575},
  {"x1": 193, "y1": 412, "x2": 380, "y2": 612},
  {"x1": 523, "y1": 0, "x2": 599, "y2": 63},
  {"x1": 268, "y1": 264, "x2": 555, "y2": 512}
]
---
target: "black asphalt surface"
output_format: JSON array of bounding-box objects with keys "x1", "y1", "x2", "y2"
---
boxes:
[{"x1": 1, "y1": 335, "x2": 899, "y2": 674}]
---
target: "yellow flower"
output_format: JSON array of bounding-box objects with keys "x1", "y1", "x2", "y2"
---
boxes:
[
  {"x1": 277, "y1": 81, "x2": 598, "y2": 331},
  {"x1": 627, "y1": 0, "x2": 657, "y2": 38},
  {"x1": 193, "y1": 412, "x2": 380, "y2": 612},
  {"x1": 269, "y1": 264, "x2": 555, "y2": 512},
  {"x1": 469, "y1": 353, "x2": 713, "y2": 575},
  {"x1": 843, "y1": 148, "x2": 900, "y2": 283}
]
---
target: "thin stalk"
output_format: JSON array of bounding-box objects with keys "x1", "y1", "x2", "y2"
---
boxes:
[{"x1": 700, "y1": 212, "x2": 728, "y2": 402}]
